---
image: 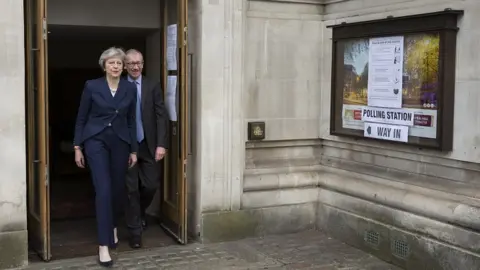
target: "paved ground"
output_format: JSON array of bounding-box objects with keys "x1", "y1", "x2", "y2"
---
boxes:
[{"x1": 24, "y1": 231, "x2": 401, "y2": 270}]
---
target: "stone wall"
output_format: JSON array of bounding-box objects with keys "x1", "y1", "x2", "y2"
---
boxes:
[
  {"x1": 321, "y1": 0, "x2": 480, "y2": 164},
  {"x1": 200, "y1": 0, "x2": 325, "y2": 242},
  {"x1": 199, "y1": 0, "x2": 480, "y2": 268},
  {"x1": 316, "y1": 0, "x2": 480, "y2": 268},
  {"x1": 241, "y1": 0, "x2": 324, "y2": 235},
  {"x1": 197, "y1": 0, "x2": 246, "y2": 240},
  {"x1": 0, "y1": 0, "x2": 28, "y2": 269}
]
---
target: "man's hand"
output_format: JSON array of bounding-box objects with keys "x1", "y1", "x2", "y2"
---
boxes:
[
  {"x1": 129, "y1": 153, "x2": 138, "y2": 168},
  {"x1": 155, "y1": 147, "x2": 166, "y2": 161}
]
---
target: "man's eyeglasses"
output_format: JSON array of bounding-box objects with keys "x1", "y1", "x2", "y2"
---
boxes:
[{"x1": 126, "y1": 62, "x2": 144, "y2": 67}]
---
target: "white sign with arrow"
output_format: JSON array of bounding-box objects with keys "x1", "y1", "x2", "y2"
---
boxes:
[{"x1": 364, "y1": 122, "x2": 408, "y2": 143}]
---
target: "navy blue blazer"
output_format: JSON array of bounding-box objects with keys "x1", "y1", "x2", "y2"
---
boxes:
[{"x1": 73, "y1": 77, "x2": 139, "y2": 153}]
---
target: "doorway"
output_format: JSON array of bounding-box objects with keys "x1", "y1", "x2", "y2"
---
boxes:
[
  {"x1": 47, "y1": 25, "x2": 176, "y2": 260},
  {"x1": 25, "y1": 0, "x2": 190, "y2": 262}
]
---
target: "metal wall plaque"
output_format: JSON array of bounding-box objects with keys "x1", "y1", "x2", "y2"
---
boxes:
[{"x1": 248, "y1": 122, "x2": 265, "y2": 141}]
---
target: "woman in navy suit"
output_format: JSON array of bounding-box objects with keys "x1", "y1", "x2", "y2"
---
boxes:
[{"x1": 73, "y1": 47, "x2": 138, "y2": 267}]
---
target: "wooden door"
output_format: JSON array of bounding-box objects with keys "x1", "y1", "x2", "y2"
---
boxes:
[
  {"x1": 160, "y1": 0, "x2": 189, "y2": 244},
  {"x1": 25, "y1": 0, "x2": 51, "y2": 261}
]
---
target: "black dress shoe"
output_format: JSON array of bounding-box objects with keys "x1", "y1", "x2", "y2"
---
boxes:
[
  {"x1": 109, "y1": 241, "x2": 119, "y2": 250},
  {"x1": 129, "y1": 236, "x2": 142, "y2": 249},
  {"x1": 98, "y1": 258, "x2": 113, "y2": 268}
]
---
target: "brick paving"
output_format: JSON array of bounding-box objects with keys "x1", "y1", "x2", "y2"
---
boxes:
[{"x1": 23, "y1": 231, "x2": 401, "y2": 270}]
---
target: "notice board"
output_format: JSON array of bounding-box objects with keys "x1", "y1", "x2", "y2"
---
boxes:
[{"x1": 328, "y1": 10, "x2": 463, "y2": 151}]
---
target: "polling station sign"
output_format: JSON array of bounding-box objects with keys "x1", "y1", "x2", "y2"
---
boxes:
[
  {"x1": 364, "y1": 122, "x2": 409, "y2": 143},
  {"x1": 361, "y1": 107, "x2": 414, "y2": 126}
]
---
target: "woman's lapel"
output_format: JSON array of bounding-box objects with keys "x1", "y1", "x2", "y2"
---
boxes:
[{"x1": 113, "y1": 79, "x2": 129, "y2": 103}]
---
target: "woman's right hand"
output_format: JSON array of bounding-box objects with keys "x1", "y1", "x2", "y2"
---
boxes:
[{"x1": 75, "y1": 149, "x2": 85, "y2": 168}]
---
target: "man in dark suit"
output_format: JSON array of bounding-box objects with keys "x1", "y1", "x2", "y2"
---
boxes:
[{"x1": 124, "y1": 49, "x2": 168, "y2": 248}]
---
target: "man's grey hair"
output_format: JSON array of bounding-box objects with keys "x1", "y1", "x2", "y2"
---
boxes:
[
  {"x1": 125, "y1": 49, "x2": 144, "y2": 59},
  {"x1": 98, "y1": 47, "x2": 126, "y2": 69}
]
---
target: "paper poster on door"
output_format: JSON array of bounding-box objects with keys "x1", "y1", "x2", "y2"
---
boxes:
[
  {"x1": 166, "y1": 24, "x2": 177, "y2": 71},
  {"x1": 166, "y1": 75, "x2": 177, "y2": 121}
]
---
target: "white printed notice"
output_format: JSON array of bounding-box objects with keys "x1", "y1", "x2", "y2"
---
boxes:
[
  {"x1": 367, "y1": 36, "x2": 404, "y2": 108},
  {"x1": 166, "y1": 75, "x2": 177, "y2": 121},
  {"x1": 166, "y1": 24, "x2": 178, "y2": 71},
  {"x1": 361, "y1": 107, "x2": 414, "y2": 126},
  {"x1": 364, "y1": 122, "x2": 408, "y2": 143}
]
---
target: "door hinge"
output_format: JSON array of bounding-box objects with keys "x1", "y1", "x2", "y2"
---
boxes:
[
  {"x1": 183, "y1": 26, "x2": 188, "y2": 46},
  {"x1": 183, "y1": 159, "x2": 187, "y2": 178},
  {"x1": 45, "y1": 165, "x2": 49, "y2": 187},
  {"x1": 42, "y1": 18, "x2": 47, "y2": 40}
]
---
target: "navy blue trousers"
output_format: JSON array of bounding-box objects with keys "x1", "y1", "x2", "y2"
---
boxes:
[{"x1": 84, "y1": 127, "x2": 130, "y2": 246}]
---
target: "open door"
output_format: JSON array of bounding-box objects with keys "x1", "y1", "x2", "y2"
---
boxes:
[
  {"x1": 25, "y1": 0, "x2": 51, "y2": 261},
  {"x1": 160, "y1": 0, "x2": 189, "y2": 244}
]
